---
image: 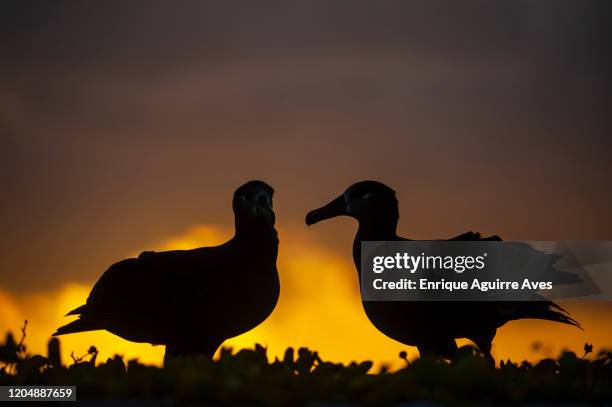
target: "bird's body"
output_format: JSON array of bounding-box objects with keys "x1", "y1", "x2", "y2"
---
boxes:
[
  {"x1": 55, "y1": 181, "x2": 280, "y2": 363},
  {"x1": 307, "y1": 181, "x2": 580, "y2": 359},
  {"x1": 354, "y1": 229, "x2": 502, "y2": 357}
]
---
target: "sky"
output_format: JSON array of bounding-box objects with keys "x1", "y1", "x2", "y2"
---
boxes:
[{"x1": 1, "y1": 1, "x2": 611, "y2": 367}]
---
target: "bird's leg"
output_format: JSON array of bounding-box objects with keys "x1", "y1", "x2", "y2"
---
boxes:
[
  {"x1": 416, "y1": 338, "x2": 458, "y2": 361},
  {"x1": 470, "y1": 328, "x2": 497, "y2": 366},
  {"x1": 163, "y1": 337, "x2": 222, "y2": 366}
]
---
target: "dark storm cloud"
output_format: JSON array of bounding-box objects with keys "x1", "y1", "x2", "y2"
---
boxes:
[{"x1": 1, "y1": 1, "x2": 611, "y2": 291}]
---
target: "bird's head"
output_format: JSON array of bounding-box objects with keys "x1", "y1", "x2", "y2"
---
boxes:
[
  {"x1": 233, "y1": 180, "x2": 275, "y2": 228},
  {"x1": 305, "y1": 181, "x2": 398, "y2": 227}
]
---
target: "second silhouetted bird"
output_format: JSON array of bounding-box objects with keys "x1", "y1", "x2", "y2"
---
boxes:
[
  {"x1": 306, "y1": 181, "x2": 580, "y2": 360},
  {"x1": 54, "y1": 180, "x2": 279, "y2": 364}
]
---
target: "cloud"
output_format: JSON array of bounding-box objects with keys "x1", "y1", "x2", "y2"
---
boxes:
[{"x1": 0, "y1": 283, "x2": 165, "y2": 366}]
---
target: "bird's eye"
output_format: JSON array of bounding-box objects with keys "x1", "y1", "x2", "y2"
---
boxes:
[{"x1": 363, "y1": 193, "x2": 373, "y2": 200}]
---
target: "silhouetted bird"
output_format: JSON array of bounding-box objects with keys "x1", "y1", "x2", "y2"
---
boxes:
[
  {"x1": 54, "y1": 180, "x2": 279, "y2": 364},
  {"x1": 306, "y1": 181, "x2": 580, "y2": 360}
]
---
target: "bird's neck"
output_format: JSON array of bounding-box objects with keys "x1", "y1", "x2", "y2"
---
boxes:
[
  {"x1": 353, "y1": 216, "x2": 399, "y2": 282},
  {"x1": 356, "y1": 216, "x2": 399, "y2": 241},
  {"x1": 234, "y1": 221, "x2": 279, "y2": 247}
]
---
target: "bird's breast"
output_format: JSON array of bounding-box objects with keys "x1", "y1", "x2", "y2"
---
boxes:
[{"x1": 194, "y1": 247, "x2": 279, "y2": 338}]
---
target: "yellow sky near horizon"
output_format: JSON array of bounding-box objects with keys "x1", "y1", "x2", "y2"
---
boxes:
[{"x1": 0, "y1": 224, "x2": 610, "y2": 369}]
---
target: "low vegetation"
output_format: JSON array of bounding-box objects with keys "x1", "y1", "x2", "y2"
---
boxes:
[{"x1": 1, "y1": 321, "x2": 610, "y2": 405}]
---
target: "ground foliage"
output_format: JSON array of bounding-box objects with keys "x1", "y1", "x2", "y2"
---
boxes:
[{"x1": 0, "y1": 321, "x2": 610, "y2": 406}]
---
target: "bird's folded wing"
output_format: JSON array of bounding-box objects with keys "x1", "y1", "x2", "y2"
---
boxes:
[
  {"x1": 84, "y1": 247, "x2": 227, "y2": 315},
  {"x1": 448, "y1": 231, "x2": 502, "y2": 241}
]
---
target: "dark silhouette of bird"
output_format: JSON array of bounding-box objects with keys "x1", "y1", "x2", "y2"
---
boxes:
[
  {"x1": 306, "y1": 180, "x2": 580, "y2": 361},
  {"x1": 54, "y1": 180, "x2": 280, "y2": 364}
]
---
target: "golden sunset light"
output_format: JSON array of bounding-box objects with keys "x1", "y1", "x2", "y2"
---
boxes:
[{"x1": 1, "y1": 225, "x2": 608, "y2": 369}]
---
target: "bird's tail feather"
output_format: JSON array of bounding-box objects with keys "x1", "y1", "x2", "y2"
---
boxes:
[
  {"x1": 65, "y1": 304, "x2": 87, "y2": 316},
  {"x1": 514, "y1": 301, "x2": 582, "y2": 330},
  {"x1": 53, "y1": 318, "x2": 101, "y2": 336}
]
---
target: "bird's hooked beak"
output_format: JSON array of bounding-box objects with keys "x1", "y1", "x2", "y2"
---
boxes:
[{"x1": 305, "y1": 194, "x2": 347, "y2": 226}]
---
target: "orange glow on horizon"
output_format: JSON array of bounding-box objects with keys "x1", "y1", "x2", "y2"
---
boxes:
[{"x1": 0, "y1": 225, "x2": 610, "y2": 369}]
